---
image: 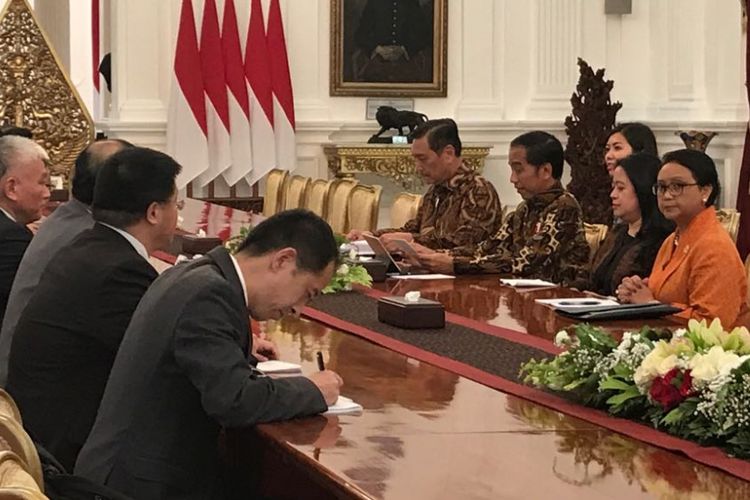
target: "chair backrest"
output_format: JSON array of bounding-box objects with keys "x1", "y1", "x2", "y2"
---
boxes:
[
  {"x1": 283, "y1": 175, "x2": 311, "y2": 211},
  {"x1": 325, "y1": 178, "x2": 359, "y2": 234},
  {"x1": 304, "y1": 179, "x2": 333, "y2": 219},
  {"x1": 348, "y1": 184, "x2": 383, "y2": 233},
  {"x1": 745, "y1": 254, "x2": 750, "y2": 304},
  {"x1": 0, "y1": 417, "x2": 43, "y2": 490},
  {"x1": 0, "y1": 451, "x2": 46, "y2": 498},
  {"x1": 390, "y1": 192, "x2": 422, "y2": 228},
  {"x1": 584, "y1": 223, "x2": 609, "y2": 263},
  {"x1": 262, "y1": 169, "x2": 290, "y2": 218},
  {"x1": 0, "y1": 390, "x2": 21, "y2": 426},
  {"x1": 716, "y1": 208, "x2": 741, "y2": 243}
]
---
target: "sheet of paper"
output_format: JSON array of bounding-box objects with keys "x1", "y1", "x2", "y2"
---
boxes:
[
  {"x1": 499, "y1": 278, "x2": 557, "y2": 288},
  {"x1": 349, "y1": 240, "x2": 374, "y2": 256},
  {"x1": 324, "y1": 395, "x2": 363, "y2": 415},
  {"x1": 256, "y1": 360, "x2": 302, "y2": 374},
  {"x1": 390, "y1": 274, "x2": 456, "y2": 280},
  {"x1": 535, "y1": 297, "x2": 619, "y2": 308}
]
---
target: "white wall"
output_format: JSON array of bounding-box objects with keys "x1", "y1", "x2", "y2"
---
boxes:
[{"x1": 31, "y1": 0, "x2": 748, "y2": 209}]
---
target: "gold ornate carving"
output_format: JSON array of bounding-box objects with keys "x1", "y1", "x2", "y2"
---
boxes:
[
  {"x1": 323, "y1": 144, "x2": 491, "y2": 192},
  {"x1": 0, "y1": 0, "x2": 94, "y2": 183}
]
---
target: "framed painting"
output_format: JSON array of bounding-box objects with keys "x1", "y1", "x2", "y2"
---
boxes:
[{"x1": 330, "y1": 0, "x2": 447, "y2": 97}]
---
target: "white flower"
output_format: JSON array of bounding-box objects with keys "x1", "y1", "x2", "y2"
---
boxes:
[
  {"x1": 349, "y1": 248, "x2": 357, "y2": 260},
  {"x1": 554, "y1": 330, "x2": 570, "y2": 347},
  {"x1": 633, "y1": 342, "x2": 680, "y2": 386},
  {"x1": 689, "y1": 346, "x2": 750, "y2": 384},
  {"x1": 337, "y1": 263, "x2": 350, "y2": 275},
  {"x1": 673, "y1": 328, "x2": 687, "y2": 338}
]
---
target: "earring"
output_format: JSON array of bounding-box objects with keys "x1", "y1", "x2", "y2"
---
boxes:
[{"x1": 702, "y1": 198, "x2": 707, "y2": 203}]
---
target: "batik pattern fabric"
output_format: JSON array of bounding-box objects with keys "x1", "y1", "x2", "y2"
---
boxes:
[
  {"x1": 452, "y1": 183, "x2": 590, "y2": 288},
  {"x1": 374, "y1": 163, "x2": 502, "y2": 254}
]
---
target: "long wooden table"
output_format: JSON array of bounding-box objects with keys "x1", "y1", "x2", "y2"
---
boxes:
[
  {"x1": 222, "y1": 277, "x2": 749, "y2": 499},
  {"x1": 174, "y1": 200, "x2": 748, "y2": 498}
]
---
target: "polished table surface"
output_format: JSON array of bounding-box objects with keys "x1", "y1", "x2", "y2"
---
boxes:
[
  {"x1": 227, "y1": 277, "x2": 749, "y2": 499},
  {"x1": 173, "y1": 200, "x2": 748, "y2": 498}
]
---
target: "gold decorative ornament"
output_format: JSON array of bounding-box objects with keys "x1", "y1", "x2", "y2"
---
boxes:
[
  {"x1": 0, "y1": 0, "x2": 94, "y2": 184},
  {"x1": 323, "y1": 144, "x2": 491, "y2": 192}
]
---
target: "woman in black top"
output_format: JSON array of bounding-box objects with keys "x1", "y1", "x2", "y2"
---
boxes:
[{"x1": 589, "y1": 153, "x2": 674, "y2": 296}]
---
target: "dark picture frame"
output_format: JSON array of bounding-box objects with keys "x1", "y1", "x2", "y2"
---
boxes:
[{"x1": 330, "y1": 0, "x2": 447, "y2": 97}]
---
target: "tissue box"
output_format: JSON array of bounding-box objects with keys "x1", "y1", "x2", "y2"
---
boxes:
[
  {"x1": 178, "y1": 234, "x2": 223, "y2": 255},
  {"x1": 377, "y1": 296, "x2": 445, "y2": 329},
  {"x1": 358, "y1": 259, "x2": 389, "y2": 282}
]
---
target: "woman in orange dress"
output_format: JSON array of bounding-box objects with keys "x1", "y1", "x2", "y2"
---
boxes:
[{"x1": 616, "y1": 149, "x2": 750, "y2": 328}]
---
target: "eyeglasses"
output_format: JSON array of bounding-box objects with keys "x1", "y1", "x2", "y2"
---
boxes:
[{"x1": 651, "y1": 182, "x2": 699, "y2": 197}]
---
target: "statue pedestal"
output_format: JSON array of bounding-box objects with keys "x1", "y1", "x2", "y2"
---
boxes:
[{"x1": 323, "y1": 143, "x2": 492, "y2": 192}]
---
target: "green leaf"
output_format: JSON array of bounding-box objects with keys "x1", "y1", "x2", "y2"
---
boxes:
[{"x1": 599, "y1": 377, "x2": 634, "y2": 391}]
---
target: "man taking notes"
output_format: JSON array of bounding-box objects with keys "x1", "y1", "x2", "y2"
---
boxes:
[
  {"x1": 75, "y1": 209, "x2": 343, "y2": 500},
  {"x1": 348, "y1": 118, "x2": 502, "y2": 255},
  {"x1": 416, "y1": 131, "x2": 589, "y2": 287}
]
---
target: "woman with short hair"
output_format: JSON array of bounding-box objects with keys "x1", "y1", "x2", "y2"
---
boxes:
[{"x1": 617, "y1": 149, "x2": 749, "y2": 328}]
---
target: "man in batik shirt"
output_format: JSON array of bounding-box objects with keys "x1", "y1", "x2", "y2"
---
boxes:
[
  {"x1": 416, "y1": 131, "x2": 589, "y2": 287},
  {"x1": 348, "y1": 118, "x2": 502, "y2": 255}
]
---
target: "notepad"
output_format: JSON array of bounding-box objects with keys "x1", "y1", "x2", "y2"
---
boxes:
[
  {"x1": 535, "y1": 297, "x2": 619, "y2": 308},
  {"x1": 500, "y1": 278, "x2": 557, "y2": 288},
  {"x1": 256, "y1": 360, "x2": 302, "y2": 374},
  {"x1": 324, "y1": 396, "x2": 363, "y2": 415},
  {"x1": 390, "y1": 274, "x2": 455, "y2": 280}
]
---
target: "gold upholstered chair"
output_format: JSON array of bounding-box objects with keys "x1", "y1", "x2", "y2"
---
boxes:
[
  {"x1": 304, "y1": 179, "x2": 333, "y2": 219},
  {"x1": 347, "y1": 184, "x2": 383, "y2": 233},
  {"x1": 584, "y1": 223, "x2": 609, "y2": 264},
  {"x1": 0, "y1": 451, "x2": 46, "y2": 498},
  {"x1": 325, "y1": 178, "x2": 359, "y2": 234},
  {"x1": 389, "y1": 192, "x2": 422, "y2": 228},
  {"x1": 716, "y1": 208, "x2": 741, "y2": 243},
  {"x1": 0, "y1": 418, "x2": 43, "y2": 490},
  {"x1": 0, "y1": 390, "x2": 21, "y2": 426},
  {"x1": 262, "y1": 169, "x2": 290, "y2": 218},
  {"x1": 282, "y1": 175, "x2": 311, "y2": 211}
]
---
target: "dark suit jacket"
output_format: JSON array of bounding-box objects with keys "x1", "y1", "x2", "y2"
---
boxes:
[
  {"x1": 75, "y1": 247, "x2": 327, "y2": 500},
  {"x1": 6, "y1": 223, "x2": 158, "y2": 471},
  {"x1": 0, "y1": 210, "x2": 32, "y2": 328},
  {"x1": 0, "y1": 199, "x2": 95, "y2": 386}
]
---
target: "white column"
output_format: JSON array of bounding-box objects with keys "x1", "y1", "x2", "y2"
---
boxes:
[
  {"x1": 526, "y1": 0, "x2": 583, "y2": 118},
  {"x1": 455, "y1": 0, "x2": 504, "y2": 121},
  {"x1": 107, "y1": 0, "x2": 172, "y2": 124}
]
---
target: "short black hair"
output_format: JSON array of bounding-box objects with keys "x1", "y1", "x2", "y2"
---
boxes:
[
  {"x1": 92, "y1": 147, "x2": 181, "y2": 228},
  {"x1": 237, "y1": 209, "x2": 338, "y2": 273},
  {"x1": 609, "y1": 122, "x2": 658, "y2": 157},
  {"x1": 660, "y1": 149, "x2": 721, "y2": 207},
  {"x1": 410, "y1": 118, "x2": 462, "y2": 157},
  {"x1": 72, "y1": 139, "x2": 134, "y2": 204},
  {"x1": 510, "y1": 131, "x2": 564, "y2": 179}
]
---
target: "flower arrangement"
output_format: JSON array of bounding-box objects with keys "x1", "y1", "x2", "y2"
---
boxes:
[
  {"x1": 225, "y1": 228, "x2": 372, "y2": 293},
  {"x1": 521, "y1": 319, "x2": 750, "y2": 459},
  {"x1": 322, "y1": 234, "x2": 372, "y2": 294}
]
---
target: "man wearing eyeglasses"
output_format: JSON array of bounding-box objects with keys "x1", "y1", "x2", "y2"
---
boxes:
[{"x1": 6, "y1": 147, "x2": 182, "y2": 471}]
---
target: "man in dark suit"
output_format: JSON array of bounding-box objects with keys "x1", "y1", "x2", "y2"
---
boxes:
[
  {"x1": 0, "y1": 139, "x2": 133, "y2": 386},
  {"x1": 6, "y1": 147, "x2": 182, "y2": 471},
  {"x1": 0, "y1": 135, "x2": 50, "y2": 328},
  {"x1": 75, "y1": 210, "x2": 343, "y2": 500}
]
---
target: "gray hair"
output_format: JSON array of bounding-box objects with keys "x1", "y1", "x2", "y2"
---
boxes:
[{"x1": 0, "y1": 135, "x2": 49, "y2": 178}]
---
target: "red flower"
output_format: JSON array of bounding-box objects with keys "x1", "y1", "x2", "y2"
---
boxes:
[{"x1": 649, "y1": 368, "x2": 692, "y2": 411}]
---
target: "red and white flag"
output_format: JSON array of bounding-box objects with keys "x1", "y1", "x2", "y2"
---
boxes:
[
  {"x1": 245, "y1": 0, "x2": 276, "y2": 186},
  {"x1": 267, "y1": 0, "x2": 296, "y2": 171},
  {"x1": 197, "y1": 0, "x2": 232, "y2": 186},
  {"x1": 167, "y1": 0, "x2": 209, "y2": 189},
  {"x1": 221, "y1": 0, "x2": 253, "y2": 186}
]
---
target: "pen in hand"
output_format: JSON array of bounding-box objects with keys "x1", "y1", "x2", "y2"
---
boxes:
[{"x1": 316, "y1": 351, "x2": 325, "y2": 371}]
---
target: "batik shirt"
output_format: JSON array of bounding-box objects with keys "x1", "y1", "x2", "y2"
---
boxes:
[
  {"x1": 374, "y1": 163, "x2": 502, "y2": 254},
  {"x1": 452, "y1": 183, "x2": 589, "y2": 287}
]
